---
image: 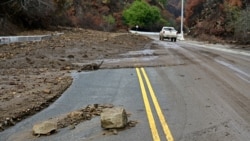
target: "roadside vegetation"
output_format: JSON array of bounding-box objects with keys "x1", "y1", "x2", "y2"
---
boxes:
[
  {"x1": 123, "y1": 0, "x2": 168, "y2": 31},
  {"x1": 225, "y1": 4, "x2": 250, "y2": 44},
  {"x1": 102, "y1": 14, "x2": 116, "y2": 31}
]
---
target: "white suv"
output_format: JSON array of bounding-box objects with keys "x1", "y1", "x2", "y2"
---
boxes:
[{"x1": 159, "y1": 27, "x2": 178, "y2": 42}]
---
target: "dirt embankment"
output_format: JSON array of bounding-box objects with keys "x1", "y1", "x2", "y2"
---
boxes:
[
  {"x1": 185, "y1": 0, "x2": 250, "y2": 44},
  {"x1": 0, "y1": 28, "x2": 152, "y2": 131}
]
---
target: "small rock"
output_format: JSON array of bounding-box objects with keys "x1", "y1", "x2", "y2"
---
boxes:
[
  {"x1": 67, "y1": 111, "x2": 84, "y2": 119},
  {"x1": 82, "y1": 54, "x2": 88, "y2": 58},
  {"x1": 67, "y1": 55, "x2": 74, "y2": 58},
  {"x1": 25, "y1": 57, "x2": 31, "y2": 62},
  {"x1": 61, "y1": 66, "x2": 71, "y2": 70},
  {"x1": 93, "y1": 111, "x2": 100, "y2": 116},
  {"x1": 43, "y1": 89, "x2": 51, "y2": 94},
  {"x1": 4, "y1": 117, "x2": 15, "y2": 125},
  {"x1": 9, "y1": 82, "x2": 17, "y2": 85},
  {"x1": 225, "y1": 132, "x2": 230, "y2": 136},
  {"x1": 93, "y1": 104, "x2": 99, "y2": 108},
  {"x1": 86, "y1": 114, "x2": 91, "y2": 120},
  {"x1": 112, "y1": 129, "x2": 118, "y2": 135},
  {"x1": 86, "y1": 104, "x2": 97, "y2": 112},
  {"x1": 68, "y1": 125, "x2": 75, "y2": 130},
  {"x1": 127, "y1": 120, "x2": 138, "y2": 127},
  {"x1": 4, "y1": 120, "x2": 8, "y2": 125},
  {"x1": 0, "y1": 123, "x2": 4, "y2": 131},
  {"x1": 9, "y1": 119, "x2": 15, "y2": 125},
  {"x1": 58, "y1": 58, "x2": 66, "y2": 61}
]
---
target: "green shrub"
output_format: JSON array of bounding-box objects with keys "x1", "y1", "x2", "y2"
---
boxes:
[{"x1": 102, "y1": 14, "x2": 116, "y2": 31}]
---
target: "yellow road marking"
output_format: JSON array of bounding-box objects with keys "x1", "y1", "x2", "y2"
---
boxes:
[
  {"x1": 136, "y1": 68, "x2": 160, "y2": 141},
  {"x1": 141, "y1": 68, "x2": 174, "y2": 141}
]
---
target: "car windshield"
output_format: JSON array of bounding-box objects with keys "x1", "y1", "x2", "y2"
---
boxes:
[{"x1": 164, "y1": 27, "x2": 175, "y2": 31}]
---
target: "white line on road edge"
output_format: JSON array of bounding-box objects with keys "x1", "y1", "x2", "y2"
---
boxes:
[
  {"x1": 184, "y1": 41, "x2": 250, "y2": 57},
  {"x1": 215, "y1": 59, "x2": 250, "y2": 83}
]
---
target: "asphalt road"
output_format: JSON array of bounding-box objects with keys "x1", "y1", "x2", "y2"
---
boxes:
[{"x1": 1, "y1": 37, "x2": 250, "y2": 141}]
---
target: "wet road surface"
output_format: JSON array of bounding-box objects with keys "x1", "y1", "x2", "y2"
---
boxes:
[{"x1": 1, "y1": 37, "x2": 250, "y2": 141}]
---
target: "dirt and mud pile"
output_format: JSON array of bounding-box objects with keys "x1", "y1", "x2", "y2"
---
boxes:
[
  {"x1": 0, "y1": 28, "x2": 152, "y2": 131},
  {"x1": 32, "y1": 104, "x2": 138, "y2": 136}
]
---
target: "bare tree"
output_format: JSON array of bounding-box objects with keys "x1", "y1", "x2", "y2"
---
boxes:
[
  {"x1": 0, "y1": 0, "x2": 56, "y2": 28},
  {"x1": 0, "y1": 0, "x2": 49, "y2": 14}
]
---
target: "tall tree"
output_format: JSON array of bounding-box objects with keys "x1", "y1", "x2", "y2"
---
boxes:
[{"x1": 123, "y1": 0, "x2": 161, "y2": 28}]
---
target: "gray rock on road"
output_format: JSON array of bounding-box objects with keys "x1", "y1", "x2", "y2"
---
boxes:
[
  {"x1": 101, "y1": 107, "x2": 128, "y2": 129},
  {"x1": 32, "y1": 120, "x2": 57, "y2": 135}
]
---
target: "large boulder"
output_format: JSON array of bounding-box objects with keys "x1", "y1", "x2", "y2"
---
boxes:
[
  {"x1": 101, "y1": 107, "x2": 127, "y2": 129},
  {"x1": 33, "y1": 120, "x2": 57, "y2": 135}
]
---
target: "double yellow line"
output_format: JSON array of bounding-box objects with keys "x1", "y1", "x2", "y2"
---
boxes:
[{"x1": 136, "y1": 68, "x2": 174, "y2": 141}]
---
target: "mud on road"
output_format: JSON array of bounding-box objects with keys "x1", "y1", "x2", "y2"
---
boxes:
[{"x1": 0, "y1": 28, "x2": 152, "y2": 131}]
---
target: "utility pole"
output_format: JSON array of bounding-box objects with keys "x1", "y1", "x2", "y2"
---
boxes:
[{"x1": 180, "y1": 0, "x2": 185, "y2": 40}]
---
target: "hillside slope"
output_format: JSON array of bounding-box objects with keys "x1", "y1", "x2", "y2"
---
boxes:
[
  {"x1": 0, "y1": 0, "x2": 134, "y2": 35},
  {"x1": 0, "y1": 0, "x2": 249, "y2": 44},
  {"x1": 185, "y1": 0, "x2": 249, "y2": 44}
]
